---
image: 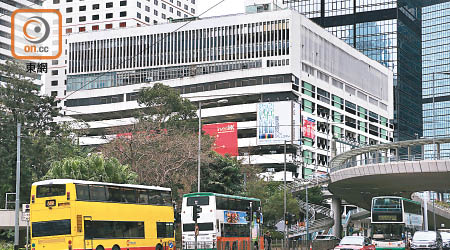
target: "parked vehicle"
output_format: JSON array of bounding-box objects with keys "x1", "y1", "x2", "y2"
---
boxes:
[
  {"x1": 440, "y1": 232, "x2": 450, "y2": 250},
  {"x1": 410, "y1": 231, "x2": 443, "y2": 250},
  {"x1": 334, "y1": 236, "x2": 375, "y2": 250}
]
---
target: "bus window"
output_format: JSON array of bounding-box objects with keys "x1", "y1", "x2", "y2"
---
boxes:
[
  {"x1": 216, "y1": 197, "x2": 228, "y2": 210},
  {"x1": 138, "y1": 189, "x2": 149, "y2": 204},
  {"x1": 106, "y1": 186, "x2": 122, "y2": 202},
  {"x1": 122, "y1": 188, "x2": 137, "y2": 203},
  {"x1": 157, "y1": 222, "x2": 174, "y2": 238},
  {"x1": 187, "y1": 196, "x2": 209, "y2": 206},
  {"x1": 75, "y1": 184, "x2": 90, "y2": 200},
  {"x1": 32, "y1": 219, "x2": 71, "y2": 237},
  {"x1": 183, "y1": 223, "x2": 214, "y2": 232},
  {"x1": 149, "y1": 190, "x2": 163, "y2": 205},
  {"x1": 36, "y1": 184, "x2": 66, "y2": 198},
  {"x1": 85, "y1": 221, "x2": 144, "y2": 239},
  {"x1": 223, "y1": 224, "x2": 249, "y2": 237},
  {"x1": 89, "y1": 185, "x2": 106, "y2": 201},
  {"x1": 161, "y1": 191, "x2": 172, "y2": 206}
]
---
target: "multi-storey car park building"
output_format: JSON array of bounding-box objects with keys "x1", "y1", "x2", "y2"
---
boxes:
[
  {"x1": 281, "y1": 0, "x2": 422, "y2": 142},
  {"x1": 42, "y1": 0, "x2": 197, "y2": 101},
  {"x1": 62, "y1": 9, "x2": 394, "y2": 179}
]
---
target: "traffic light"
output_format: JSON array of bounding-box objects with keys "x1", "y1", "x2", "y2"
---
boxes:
[
  {"x1": 285, "y1": 213, "x2": 289, "y2": 225},
  {"x1": 285, "y1": 213, "x2": 295, "y2": 225},
  {"x1": 256, "y1": 207, "x2": 261, "y2": 224},
  {"x1": 245, "y1": 203, "x2": 252, "y2": 222},
  {"x1": 192, "y1": 204, "x2": 202, "y2": 221}
]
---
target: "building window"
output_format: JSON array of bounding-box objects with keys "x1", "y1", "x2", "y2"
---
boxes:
[
  {"x1": 153, "y1": 20, "x2": 158, "y2": 24},
  {"x1": 51, "y1": 70, "x2": 58, "y2": 76},
  {"x1": 92, "y1": 4, "x2": 99, "y2": 9},
  {"x1": 79, "y1": 16, "x2": 86, "y2": 22},
  {"x1": 161, "y1": 13, "x2": 166, "y2": 19},
  {"x1": 66, "y1": 0, "x2": 72, "y2": 2},
  {"x1": 137, "y1": 12, "x2": 141, "y2": 19},
  {"x1": 66, "y1": 28, "x2": 72, "y2": 34},
  {"x1": 162, "y1": 3, "x2": 166, "y2": 9},
  {"x1": 92, "y1": 14, "x2": 99, "y2": 20},
  {"x1": 120, "y1": 11, "x2": 127, "y2": 17},
  {"x1": 184, "y1": 14, "x2": 188, "y2": 17},
  {"x1": 145, "y1": 16, "x2": 150, "y2": 22},
  {"x1": 66, "y1": 18, "x2": 72, "y2": 23},
  {"x1": 53, "y1": 0, "x2": 59, "y2": 4},
  {"x1": 79, "y1": 5, "x2": 86, "y2": 11},
  {"x1": 106, "y1": 13, "x2": 113, "y2": 19},
  {"x1": 137, "y1": 1, "x2": 141, "y2": 8},
  {"x1": 154, "y1": 0, "x2": 158, "y2": 5},
  {"x1": 66, "y1": 7, "x2": 72, "y2": 13},
  {"x1": 169, "y1": 7, "x2": 173, "y2": 13},
  {"x1": 191, "y1": 8, "x2": 195, "y2": 14},
  {"x1": 154, "y1": 10, "x2": 158, "y2": 16},
  {"x1": 79, "y1": 26, "x2": 86, "y2": 32},
  {"x1": 92, "y1": 25, "x2": 99, "y2": 30},
  {"x1": 106, "y1": 2, "x2": 113, "y2": 8},
  {"x1": 145, "y1": 6, "x2": 150, "y2": 12},
  {"x1": 120, "y1": 0, "x2": 127, "y2": 6},
  {"x1": 184, "y1": 4, "x2": 188, "y2": 10},
  {"x1": 191, "y1": 0, "x2": 195, "y2": 3},
  {"x1": 177, "y1": 11, "x2": 181, "y2": 16},
  {"x1": 105, "y1": 24, "x2": 113, "y2": 29},
  {"x1": 51, "y1": 60, "x2": 58, "y2": 65},
  {"x1": 51, "y1": 91, "x2": 58, "y2": 97},
  {"x1": 120, "y1": 22, "x2": 126, "y2": 27},
  {"x1": 51, "y1": 80, "x2": 58, "y2": 86}
]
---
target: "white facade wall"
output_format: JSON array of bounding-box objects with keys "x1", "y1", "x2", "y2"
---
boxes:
[
  {"x1": 42, "y1": 0, "x2": 197, "y2": 99},
  {"x1": 63, "y1": 10, "x2": 394, "y2": 179}
]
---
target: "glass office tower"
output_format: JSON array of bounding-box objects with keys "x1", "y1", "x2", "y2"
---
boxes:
[
  {"x1": 286, "y1": 0, "x2": 422, "y2": 142},
  {"x1": 422, "y1": 1, "x2": 450, "y2": 156}
]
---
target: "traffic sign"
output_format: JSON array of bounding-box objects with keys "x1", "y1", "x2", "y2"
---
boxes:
[{"x1": 22, "y1": 212, "x2": 30, "y2": 221}]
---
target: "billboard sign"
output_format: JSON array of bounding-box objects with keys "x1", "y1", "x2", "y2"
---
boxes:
[
  {"x1": 224, "y1": 211, "x2": 247, "y2": 224},
  {"x1": 257, "y1": 101, "x2": 300, "y2": 145},
  {"x1": 202, "y1": 122, "x2": 238, "y2": 156},
  {"x1": 302, "y1": 117, "x2": 316, "y2": 139}
]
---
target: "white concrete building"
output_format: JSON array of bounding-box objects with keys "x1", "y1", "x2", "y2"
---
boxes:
[
  {"x1": 42, "y1": 0, "x2": 197, "y2": 99},
  {"x1": 63, "y1": 9, "x2": 394, "y2": 179}
]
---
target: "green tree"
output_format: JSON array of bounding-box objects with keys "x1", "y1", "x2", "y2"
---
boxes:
[
  {"x1": 137, "y1": 83, "x2": 197, "y2": 127},
  {"x1": 44, "y1": 154, "x2": 138, "y2": 184},
  {"x1": 245, "y1": 180, "x2": 300, "y2": 227},
  {"x1": 297, "y1": 186, "x2": 324, "y2": 205},
  {"x1": 0, "y1": 60, "x2": 84, "y2": 205},
  {"x1": 200, "y1": 153, "x2": 244, "y2": 195}
]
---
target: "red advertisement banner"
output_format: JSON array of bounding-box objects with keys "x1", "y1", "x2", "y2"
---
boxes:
[{"x1": 202, "y1": 122, "x2": 238, "y2": 156}]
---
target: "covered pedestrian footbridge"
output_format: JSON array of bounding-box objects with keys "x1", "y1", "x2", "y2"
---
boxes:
[{"x1": 328, "y1": 137, "x2": 450, "y2": 232}]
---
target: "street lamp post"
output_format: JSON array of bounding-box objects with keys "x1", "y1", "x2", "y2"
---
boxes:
[{"x1": 197, "y1": 99, "x2": 228, "y2": 192}]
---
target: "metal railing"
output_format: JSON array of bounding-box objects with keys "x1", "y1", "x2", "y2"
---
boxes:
[{"x1": 332, "y1": 153, "x2": 450, "y2": 173}]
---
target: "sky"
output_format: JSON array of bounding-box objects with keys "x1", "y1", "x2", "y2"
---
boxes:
[{"x1": 197, "y1": 0, "x2": 245, "y2": 18}]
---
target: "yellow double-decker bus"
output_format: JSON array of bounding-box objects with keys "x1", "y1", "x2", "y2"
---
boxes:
[{"x1": 30, "y1": 179, "x2": 175, "y2": 250}]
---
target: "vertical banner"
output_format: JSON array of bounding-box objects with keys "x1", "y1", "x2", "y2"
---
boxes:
[
  {"x1": 202, "y1": 122, "x2": 238, "y2": 156},
  {"x1": 302, "y1": 117, "x2": 316, "y2": 139},
  {"x1": 257, "y1": 101, "x2": 300, "y2": 145}
]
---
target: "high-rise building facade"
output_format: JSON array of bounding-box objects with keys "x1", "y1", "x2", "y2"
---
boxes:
[
  {"x1": 42, "y1": 0, "x2": 197, "y2": 101},
  {"x1": 63, "y1": 10, "x2": 394, "y2": 179},
  {"x1": 422, "y1": 0, "x2": 450, "y2": 156},
  {"x1": 285, "y1": 0, "x2": 422, "y2": 142},
  {"x1": 0, "y1": 0, "x2": 43, "y2": 61}
]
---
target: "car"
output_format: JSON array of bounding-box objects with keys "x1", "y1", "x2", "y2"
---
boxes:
[
  {"x1": 411, "y1": 231, "x2": 443, "y2": 250},
  {"x1": 334, "y1": 236, "x2": 375, "y2": 250},
  {"x1": 441, "y1": 232, "x2": 450, "y2": 250}
]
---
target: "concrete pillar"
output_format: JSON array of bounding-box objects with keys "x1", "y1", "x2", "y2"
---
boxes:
[
  {"x1": 437, "y1": 143, "x2": 440, "y2": 160},
  {"x1": 421, "y1": 144, "x2": 425, "y2": 159},
  {"x1": 384, "y1": 150, "x2": 388, "y2": 163},
  {"x1": 375, "y1": 151, "x2": 379, "y2": 164},
  {"x1": 332, "y1": 197, "x2": 342, "y2": 238}
]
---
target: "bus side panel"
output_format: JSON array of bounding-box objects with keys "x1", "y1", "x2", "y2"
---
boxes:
[{"x1": 216, "y1": 237, "x2": 264, "y2": 250}]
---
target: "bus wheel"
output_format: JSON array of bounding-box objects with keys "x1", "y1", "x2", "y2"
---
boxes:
[
  {"x1": 95, "y1": 246, "x2": 105, "y2": 250},
  {"x1": 156, "y1": 243, "x2": 163, "y2": 250},
  {"x1": 112, "y1": 245, "x2": 120, "y2": 250}
]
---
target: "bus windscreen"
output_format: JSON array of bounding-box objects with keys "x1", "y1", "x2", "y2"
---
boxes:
[{"x1": 36, "y1": 184, "x2": 66, "y2": 198}]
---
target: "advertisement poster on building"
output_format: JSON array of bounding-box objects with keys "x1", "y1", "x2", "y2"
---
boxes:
[
  {"x1": 302, "y1": 117, "x2": 316, "y2": 139},
  {"x1": 202, "y1": 122, "x2": 238, "y2": 156},
  {"x1": 257, "y1": 101, "x2": 300, "y2": 145}
]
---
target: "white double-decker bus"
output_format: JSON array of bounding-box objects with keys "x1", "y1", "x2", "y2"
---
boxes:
[
  {"x1": 371, "y1": 196, "x2": 423, "y2": 250},
  {"x1": 181, "y1": 193, "x2": 264, "y2": 250}
]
